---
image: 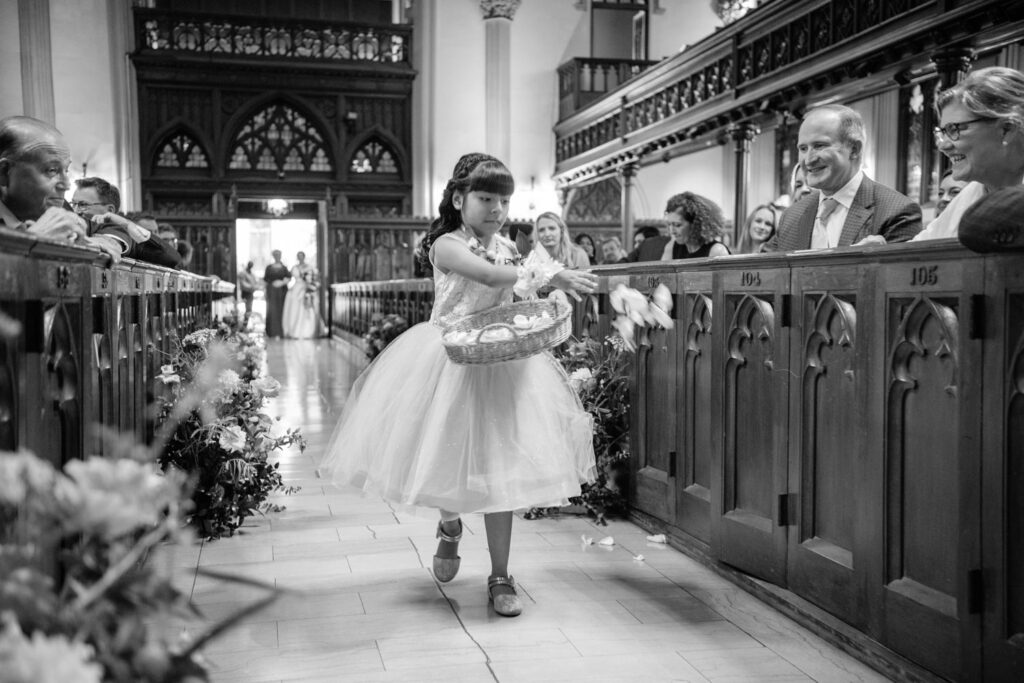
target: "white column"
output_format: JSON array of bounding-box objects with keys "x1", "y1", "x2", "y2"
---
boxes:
[
  {"x1": 106, "y1": 0, "x2": 141, "y2": 210},
  {"x1": 18, "y1": 0, "x2": 56, "y2": 124},
  {"x1": 411, "y1": 0, "x2": 437, "y2": 217},
  {"x1": 480, "y1": 0, "x2": 521, "y2": 164}
]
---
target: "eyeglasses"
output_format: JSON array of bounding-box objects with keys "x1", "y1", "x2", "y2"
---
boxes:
[
  {"x1": 933, "y1": 118, "x2": 992, "y2": 142},
  {"x1": 70, "y1": 200, "x2": 106, "y2": 211}
]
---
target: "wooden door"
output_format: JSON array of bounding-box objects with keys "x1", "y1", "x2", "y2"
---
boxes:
[
  {"x1": 981, "y1": 253, "x2": 1024, "y2": 682},
  {"x1": 629, "y1": 270, "x2": 677, "y2": 524},
  {"x1": 785, "y1": 261, "x2": 873, "y2": 629},
  {"x1": 711, "y1": 264, "x2": 790, "y2": 585},
  {"x1": 873, "y1": 256, "x2": 983, "y2": 681},
  {"x1": 675, "y1": 269, "x2": 714, "y2": 546}
]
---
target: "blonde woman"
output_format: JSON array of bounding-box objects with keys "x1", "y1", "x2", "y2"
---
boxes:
[{"x1": 534, "y1": 212, "x2": 591, "y2": 268}]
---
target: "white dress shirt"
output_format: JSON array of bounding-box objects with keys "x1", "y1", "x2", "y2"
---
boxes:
[{"x1": 810, "y1": 170, "x2": 864, "y2": 249}]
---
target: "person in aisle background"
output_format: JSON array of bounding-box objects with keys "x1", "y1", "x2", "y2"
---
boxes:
[
  {"x1": 263, "y1": 249, "x2": 289, "y2": 338},
  {"x1": 236, "y1": 260, "x2": 260, "y2": 323},
  {"x1": 0, "y1": 115, "x2": 120, "y2": 261},
  {"x1": 767, "y1": 104, "x2": 922, "y2": 251},
  {"x1": 573, "y1": 232, "x2": 598, "y2": 264},
  {"x1": 72, "y1": 177, "x2": 181, "y2": 268}
]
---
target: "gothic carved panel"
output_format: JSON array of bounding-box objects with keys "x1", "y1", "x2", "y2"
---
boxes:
[
  {"x1": 801, "y1": 293, "x2": 857, "y2": 562},
  {"x1": 885, "y1": 295, "x2": 960, "y2": 603}
]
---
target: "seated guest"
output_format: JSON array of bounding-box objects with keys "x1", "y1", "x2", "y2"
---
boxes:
[
  {"x1": 600, "y1": 236, "x2": 628, "y2": 263},
  {"x1": 767, "y1": 104, "x2": 922, "y2": 251},
  {"x1": 0, "y1": 116, "x2": 120, "y2": 260},
  {"x1": 622, "y1": 225, "x2": 668, "y2": 262},
  {"x1": 790, "y1": 161, "x2": 814, "y2": 203},
  {"x1": 534, "y1": 212, "x2": 590, "y2": 268},
  {"x1": 72, "y1": 177, "x2": 181, "y2": 268},
  {"x1": 574, "y1": 232, "x2": 598, "y2": 264},
  {"x1": 660, "y1": 192, "x2": 730, "y2": 260},
  {"x1": 138, "y1": 217, "x2": 194, "y2": 269},
  {"x1": 935, "y1": 170, "x2": 968, "y2": 218},
  {"x1": 956, "y1": 184, "x2": 1024, "y2": 252},
  {"x1": 737, "y1": 203, "x2": 781, "y2": 254},
  {"x1": 912, "y1": 66, "x2": 1024, "y2": 242}
]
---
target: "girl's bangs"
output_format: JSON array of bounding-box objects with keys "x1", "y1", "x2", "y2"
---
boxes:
[{"x1": 468, "y1": 162, "x2": 515, "y2": 196}]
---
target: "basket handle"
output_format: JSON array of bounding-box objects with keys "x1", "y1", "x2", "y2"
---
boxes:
[{"x1": 473, "y1": 322, "x2": 521, "y2": 343}]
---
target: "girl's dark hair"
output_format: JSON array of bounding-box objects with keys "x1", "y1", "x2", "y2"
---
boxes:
[{"x1": 418, "y1": 153, "x2": 515, "y2": 268}]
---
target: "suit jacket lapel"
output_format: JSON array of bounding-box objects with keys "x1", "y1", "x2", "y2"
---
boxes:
[
  {"x1": 793, "y1": 194, "x2": 818, "y2": 249},
  {"x1": 839, "y1": 179, "x2": 874, "y2": 246}
]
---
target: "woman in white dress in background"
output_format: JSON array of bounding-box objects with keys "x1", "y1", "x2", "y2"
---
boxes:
[{"x1": 281, "y1": 250, "x2": 323, "y2": 338}]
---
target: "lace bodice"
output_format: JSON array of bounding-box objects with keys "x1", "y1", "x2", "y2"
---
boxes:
[{"x1": 430, "y1": 232, "x2": 515, "y2": 329}]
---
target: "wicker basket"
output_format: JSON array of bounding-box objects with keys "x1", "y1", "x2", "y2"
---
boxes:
[{"x1": 442, "y1": 299, "x2": 572, "y2": 365}]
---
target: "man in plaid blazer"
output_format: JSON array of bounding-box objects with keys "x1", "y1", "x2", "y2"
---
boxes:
[{"x1": 766, "y1": 105, "x2": 921, "y2": 252}]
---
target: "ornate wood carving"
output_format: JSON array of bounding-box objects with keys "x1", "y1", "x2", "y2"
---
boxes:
[
  {"x1": 684, "y1": 292, "x2": 713, "y2": 494},
  {"x1": 724, "y1": 293, "x2": 775, "y2": 516},
  {"x1": 44, "y1": 303, "x2": 82, "y2": 468},
  {"x1": 885, "y1": 295, "x2": 960, "y2": 601},
  {"x1": 1006, "y1": 294, "x2": 1024, "y2": 642},
  {"x1": 801, "y1": 293, "x2": 857, "y2": 562}
]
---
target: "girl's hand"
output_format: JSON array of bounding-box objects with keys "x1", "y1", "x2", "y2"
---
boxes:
[{"x1": 550, "y1": 269, "x2": 598, "y2": 301}]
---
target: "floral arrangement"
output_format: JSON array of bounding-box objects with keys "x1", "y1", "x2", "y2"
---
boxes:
[
  {"x1": 466, "y1": 233, "x2": 521, "y2": 266},
  {"x1": 156, "y1": 326, "x2": 304, "y2": 539},
  {"x1": 527, "y1": 283, "x2": 673, "y2": 525},
  {"x1": 363, "y1": 313, "x2": 409, "y2": 360},
  {"x1": 0, "y1": 441, "x2": 279, "y2": 682},
  {"x1": 300, "y1": 268, "x2": 320, "y2": 310}
]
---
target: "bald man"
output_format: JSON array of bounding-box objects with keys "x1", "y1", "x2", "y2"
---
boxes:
[{"x1": 0, "y1": 116, "x2": 120, "y2": 261}]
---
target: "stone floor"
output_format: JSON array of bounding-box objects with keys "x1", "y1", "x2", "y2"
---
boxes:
[{"x1": 164, "y1": 338, "x2": 892, "y2": 682}]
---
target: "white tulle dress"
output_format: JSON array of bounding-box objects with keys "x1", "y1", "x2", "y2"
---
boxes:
[{"x1": 319, "y1": 232, "x2": 595, "y2": 514}]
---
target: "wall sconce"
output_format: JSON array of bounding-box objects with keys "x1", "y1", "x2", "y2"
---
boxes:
[{"x1": 266, "y1": 198, "x2": 290, "y2": 217}]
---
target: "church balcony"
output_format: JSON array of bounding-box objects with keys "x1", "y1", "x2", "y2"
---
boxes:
[
  {"x1": 557, "y1": 57, "x2": 659, "y2": 120},
  {"x1": 552, "y1": 0, "x2": 1024, "y2": 188},
  {"x1": 132, "y1": 7, "x2": 413, "y2": 73}
]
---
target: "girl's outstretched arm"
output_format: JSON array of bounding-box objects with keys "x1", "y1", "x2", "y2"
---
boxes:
[
  {"x1": 433, "y1": 236, "x2": 599, "y2": 296},
  {"x1": 432, "y1": 237, "x2": 517, "y2": 287}
]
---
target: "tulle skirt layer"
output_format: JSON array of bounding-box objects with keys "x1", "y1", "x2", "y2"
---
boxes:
[{"x1": 319, "y1": 322, "x2": 596, "y2": 514}]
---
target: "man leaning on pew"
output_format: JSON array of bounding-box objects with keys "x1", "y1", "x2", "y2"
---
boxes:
[{"x1": 0, "y1": 115, "x2": 120, "y2": 262}]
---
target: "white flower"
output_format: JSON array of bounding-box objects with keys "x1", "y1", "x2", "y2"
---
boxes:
[
  {"x1": 0, "y1": 614, "x2": 102, "y2": 683},
  {"x1": 182, "y1": 328, "x2": 218, "y2": 348},
  {"x1": 611, "y1": 316, "x2": 637, "y2": 352},
  {"x1": 568, "y1": 367, "x2": 594, "y2": 393},
  {"x1": 251, "y1": 376, "x2": 281, "y2": 397},
  {"x1": 156, "y1": 364, "x2": 181, "y2": 384},
  {"x1": 0, "y1": 450, "x2": 56, "y2": 506},
  {"x1": 160, "y1": 364, "x2": 175, "y2": 375},
  {"x1": 652, "y1": 283, "x2": 674, "y2": 315},
  {"x1": 218, "y1": 369, "x2": 241, "y2": 391},
  {"x1": 218, "y1": 424, "x2": 247, "y2": 453},
  {"x1": 55, "y1": 457, "x2": 179, "y2": 539}
]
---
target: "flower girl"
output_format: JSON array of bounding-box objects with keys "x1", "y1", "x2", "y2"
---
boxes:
[{"x1": 320, "y1": 153, "x2": 598, "y2": 616}]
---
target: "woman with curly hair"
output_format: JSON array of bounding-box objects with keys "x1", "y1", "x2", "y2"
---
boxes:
[{"x1": 660, "y1": 191, "x2": 731, "y2": 260}]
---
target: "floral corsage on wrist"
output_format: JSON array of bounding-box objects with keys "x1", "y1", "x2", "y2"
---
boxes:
[{"x1": 514, "y1": 248, "x2": 564, "y2": 299}]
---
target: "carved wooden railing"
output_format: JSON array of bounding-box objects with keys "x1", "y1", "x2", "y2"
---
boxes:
[
  {"x1": 328, "y1": 240, "x2": 1023, "y2": 681},
  {"x1": 326, "y1": 216, "x2": 431, "y2": 285},
  {"x1": 553, "y1": 0, "x2": 1021, "y2": 184},
  {"x1": 557, "y1": 57, "x2": 659, "y2": 119},
  {"x1": 133, "y1": 8, "x2": 412, "y2": 66},
  {"x1": 0, "y1": 230, "x2": 235, "y2": 469}
]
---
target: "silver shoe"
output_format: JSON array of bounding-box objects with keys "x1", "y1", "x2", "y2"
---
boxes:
[
  {"x1": 488, "y1": 575, "x2": 523, "y2": 617},
  {"x1": 432, "y1": 519, "x2": 462, "y2": 583}
]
